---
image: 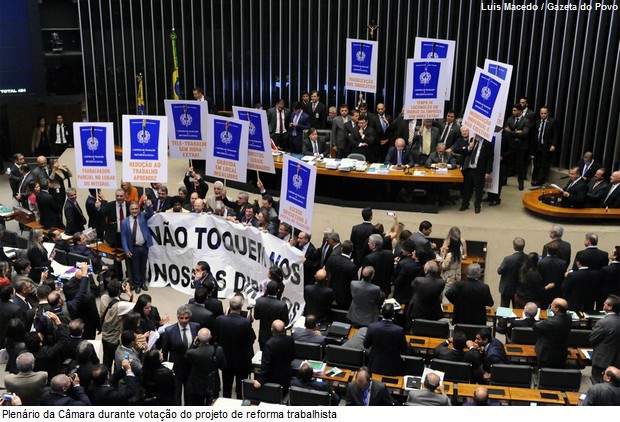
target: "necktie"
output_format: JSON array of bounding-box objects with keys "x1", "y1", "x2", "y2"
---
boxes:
[
  {"x1": 119, "y1": 204, "x2": 124, "y2": 222},
  {"x1": 278, "y1": 110, "x2": 284, "y2": 134},
  {"x1": 423, "y1": 130, "x2": 431, "y2": 155},
  {"x1": 182, "y1": 327, "x2": 189, "y2": 349},
  {"x1": 440, "y1": 123, "x2": 450, "y2": 144},
  {"x1": 515, "y1": 117, "x2": 520, "y2": 126},
  {"x1": 408, "y1": 121, "x2": 415, "y2": 144},
  {"x1": 362, "y1": 388, "x2": 370, "y2": 406},
  {"x1": 583, "y1": 163, "x2": 590, "y2": 177},
  {"x1": 74, "y1": 200, "x2": 84, "y2": 217},
  {"x1": 397, "y1": 150, "x2": 402, "y2": 166},
  {"x1": 539, "y1": 120, "x2": 546, "y2": 144},
  {"x1": 381, "y1": 116, "x2": 388, "y2": 131},
  {"x1": 312, "y1": 141, "x2": 318, "y2": 154},
  {"x1": 469, "y1": 141, "x2": 480, "y2": 168},
  {"x1": 312, "y1": 102, "x2": 317, "y2": 112},
  {"x1": 604, "y1": 185, "x2": 618, "y2": 204},
  {"x1": 131, "y1": 217, "x2": 138, "y2": 245}
]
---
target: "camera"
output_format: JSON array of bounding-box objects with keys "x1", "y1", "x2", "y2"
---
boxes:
[
  {"x1": 121, "y1": 281, "x2": 128, "y2": 290},
  {"x1": 2, "y1": 394, "x2": 12, "y2": 402}
]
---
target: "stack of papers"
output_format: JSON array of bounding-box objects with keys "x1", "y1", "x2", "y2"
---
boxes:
[{"x1": 367, "y1": 164, "x2": 390, "y2": 175}]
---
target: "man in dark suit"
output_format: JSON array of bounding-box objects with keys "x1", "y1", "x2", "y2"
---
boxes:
[
  {"x1": 89, "y1": 361, "x2": 141, "y2": 405},
  {"x1": 253, "y1": 320, "x2": 295, "y2": 394},
  {"x1": 459, "y1": 137, "x2": 494, "y2": 214},
  {"x1": 414, "y1": 119, "x2": 440, "y2": 164},
  {"x1": 563, "y1": 259, "x2": 600, "y2": 312},
  {"x1": 542, "y1": 224, "x2": 572, "y2": 264},
  {"x1": 497, "y1": 302, "x2": 538, "y2": 341},
  {"x1": 585, "y1": 168, "x2": 610, "y2": 207},
  {"x1": 424, "y1": 142, "x2": 458, "y2": 169},
  {"x1": 343, "y1": 109, "x2": 360, "y2": 153},
  {"x1": 581, "y1": 366, "x2": 620, "y2": 405},
  {"x1": 254, "y1": 281, "x2": 289, "y2": 350},
  {"x1": 467, "y1": 327, "x2": 508, "y2": 381},
  {"x1": 40, "y1": 373, "x2": 91, "y2": 405},
  {"x1": 573, "y1": 232, "x2": 609, "y2": 270},
  {"x1": 362, "y1": 234, "x2": 394, "y2": 297},
  {"x1": 101, "y1": 189, "x2": 129, "y2": 248},
  {"x1": 188, "y1": 287, "x2": 216, "y2": 332},
  {"x1": 0, "y1": 285, "x2": 26, "y2": 348},
  {"x1": 589, "y1": 295, "x2": 620, "y2": 383},
  {"x1": 347, "y1": 267, "x2": 383, "y2": 327},
  {"x1": 392, "y1": 240, "x2": 424, "y2": 307},
  {"x1": 533, "y1": 298, "x2": 572, "y2": 369},
  {"x1": 163, "y1": 305, "x2": 200, "y2": 405},
  {"x1": 302, "y1": 127, "x2": 329, "y2": 157},
  {"x1": 325, "y1": 240, "x2": 358, "y2": 309},
  {"x1": 85, "y1": 189, "x2": 106, "y2": 238},
  {"x1": 384, "y1": 138, "x2": 415, "y2": 168},
  {"x1": 291, "y1": 361, "x2": 340, "y2": 405},
  {"x1": 503, "y1": 104, "x2": 531, "y2": 190},
  {"x1": 36, "y1": 178, "x2": 64, "y2": 229},
  {"x1": 292, "y1": 314, "x2": 326, "y2": 345},
  {"x1": 577, "y1": 151, "x2": 601, "y2": 181},
  {"x1": 63, "y1": 188, "x2": 87, "y2": 235},
  {"x1": 560, "y1": 166, "x2": 588, "y2": 208},
  {"x1": 215, "y1": 296, "x2": 255, "y2": 399},
  {"x1": 319, "y1": 229, "x2": 339, "y2": 267},
  {"x1": 295, "y1": 232, "x2": 321, "y2": 286},
  {"x1": 345, "y1": 366, "x2": 395, "y2": 406},
  {"x1": 445, "y1": 263, "x2": 494, "y2": 325},
  {"x1": 185, "y1": 328, "x2": 226, "y2": 405},
  {"x1": 348, "y1": 114, "x2": 378, "y2": 162},
  {"x1": 598, "y1": 247, "x2": 620, "y2": 309},
  {"x1": 331, "y1": 104, "x2": 350, "y2": 158},
  {"x1": 408, "y1": 261, "x2": 446, "y2": 322},
  {"x1": 601, "y1": 171, "x2": 620, "y2": 208},
  {"x1": 497, "y1": 237, "x2": 527, "y2": 307},
  {"x1": 531, "y1": 107, "x2": 560, "y2": 186},
  {"x1": 304, "y1": 90, "x2": 327, "y2": 129},
  {"x1": 434, "y1": 332, "x2": 480, "y2": 368},
  {"x1": 371, "y1": 103, "x2": 392, "y2": 161},
  {"x1": 267, "y1": 99, "x2": 290, "y2": 150},
  {"x1": 8, "y1": 153, "x2": 25, "y2": 198},
  {"x1": 435, "y1": 110, "x2": 461, "y2": 148},
  {"x1": 364, "y1": 303, "x2": 408, "y2": 376},
  {"x1": 50, "y1": 113, "x2": 72, "y2": 156},
  {"x1": 288, "y1": 102, "x2": 311, "y2": 154},
  {"x1": 303, "y1": 268, "x2": 333, "y2": 322},
  {"x1": 153, "y1": 185, "x2": 172, "y2": 213},
  {"x1": 538, "y1": 242, "x2": 567, "y2": 307},
  {"x1": 349, "y1": 207, "x2": 374, "y2": 266},
  {"x1": 121, "y1": 201, "x2": 154, "y2": 293}
]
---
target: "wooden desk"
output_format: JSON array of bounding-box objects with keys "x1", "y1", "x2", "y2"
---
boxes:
[
  {"x1": 315, "y1": 366, "x2": 352, "y2": 386},
  {"x1": 564, "y1": 391, "x2": 584, "y2": 406},
  {"x1": 508, "y1": 386, "x2": 566, "y2": 405},
  {"x1": 505, "y1": 344, "x2": 579, "y2": 363},
  {"x1": 90, "y1": 242, "x2": 126, "y2": 261},
  {"x1": 372, "y1": 373, "x2": 404, "y2": 391},
  {"x1": 441, "y1": 303, "x2": 494, "y2": 320},
  {"x1": 522, "y1": 189, "x2": 620, "y2": 219},
  {"x1": 406, "y1": 335, "x2": 430, "y2": 349},
  {"x1": 457, "y1": 383, "x2": 510, "y2": 401}
]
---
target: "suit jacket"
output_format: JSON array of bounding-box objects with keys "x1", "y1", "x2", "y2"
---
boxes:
[
  {"x1": 101, "y1": 200, "x2": 130, "y2": 246},
  {"x1": 40, "y1": 385, "x2": 91, "y2": 406},
  {"x1": 292, "y1": 328, "x2": 326, "y2": 345},
  {"x1": 445, "y1": 278, "x2": 494, "y2": 325},
  {"x1": 503, "y1": 115, "x2": 531, "y2": 150},
  {"x1": 37, "y1": 190, "x2": 64, "y2": 229},
  {"x1": 215, "y1": 313, "x2": 255, "y2": 370},
  {"x1": 542, "y1": 238, "x2": 572, "y2": 265},
  {"x1": 409, "y1": 276, "x2": 446, "y2": 321},
  {"x1": 577, "y1": 159, "x2": 601, "y2": 180},
  {"x1": 563, "y1": 268, "x2": 599, "y2": 311},
  {"x1": 364, "y1": 319, "x2": 407, "y2": 375},
  {"x1": 153, "y1": 197, "x2": 172, "y2": 213},
  {"x1": 162, "y1": 322, "x2": 200, "y2": 381},
  {"x1": 325, "y1": 253, "x2": 358, "y2": 309},
  {"x1": 533, "y1": 313, "x2": 572, "y2": 368},
  {"x1": 50, "y1": 122, "x2": 71, "y2": 145},
  {"x1": 482, "y1": 338, "x2": 509, "y2": 371},
  {"x1": 370, "y1": 113, "x2": 392, "y2": 141},
  {"x1": 346, "y1": 379, "x2": 394, "y2": 406},
  {"x1": 414, "y1": 126, "x2": 440, "y2": 157},
  {"x1": 434, "y1": 342, "x2": 480, "y2": 367},
  {"x1": 462, "y1": 139, "x2": 495, "y2": 174},
  {"x1": 602, "y1": 184, "x2": 620, "y2": 208},
  {"x1": 436, "y1": 120, "x2": 461, "y2": 148},
  {"x1": 392, "y1": 256, "x2": 424, "y2": 305},
  {"x1": 289, "y1": 111, "x2": 311, "y2": 139},
  {"x1": 425, "y1": 151, "x2": 457, "y2": 168},
  {"x1": 347, "y1": 280, "x2": 382, "y2": 326},
  {"x1": 585, "y1": 179, "x2": 610, "y2": 207},
  {"x1": 533, "y1": 117, "x2": 559, "y2": 150},
  {"x1": 298, "y1": 242, "x2": 320, "y2": 287},
  {"x1": 589, "y1": 313, "x2": 620, "y2": 369},
  {"x1": 185, "y1": 343, "x2": 226, "y2": 397},
  {"x1": 188, "y1": 303, "x2": 216, "y2": 332},
  {"x1": 89, "y1": 371, "x2": 140, "y2": 405},
  {"x1": 256, "y1": 334, "x2": 296, "y2": 386},
  {"x1": 362, "y1": 248, "x2": 394, "y2": 295},
  {"x1": 599, "y1": 262, "x2": 620, "y2": 303},
  {"x1": 331, "y1": 115, "x2": 350, "y2": 151},
  {"x1": 0, "y1": 300, "x2": 26, "y2": 348},
  {"x1": 63, "y1": 199, "x2": 87, "y2": 235},
  {"x1": 384, "y1": 146, "x2": 415, "y2": 167},
  {"x1": 497, "y1": 251, "x2": 527, "y2": 297},
  {"x1": 304, "y1": 101, "x2": 327, "y2": 129},
  {"x1": 350, "y1": 222, "x2": 374, "y2": 266},
  {"x1": 267, "y1": 107, "x2": 290, "y2": 136},
  {"x1": 254, "y1": 296, "x2": 289, "y2": 346},
  {"x1": 561, "y1": 177, "x2": 588, "y2": 208},
  {"x1": 120, "y1": 206, "x2": 154, "y2": 254},
  {"x1": 349, "y1": 125, "x2": 378, "y2": 162},
  {"x1": 4, "y1": 371, "x2": 48, "y2": 406},
  {"x1": 85, "y1": 195, "x2": 106, "y2": 238},
  {"x1": 538, "y1": 255, "x2": 567, "y2": 300},
  {"x1": 183, "y1": 174, "x2": 209, "y2": 199},
  {"x1": 581, "y1": 382, "x2": 620, "y2": 406},
  {"x1": 302, "y1": 137, "x2": 329, "y2": 156},
  {"x1": 406, "y1": 388, "x2": 451, "y2": 406},
  {"x1": 573, "y1": 247, "x2": 609, "y2": 270},
  {"x1": 303, "y1": 283, "x2": 334, "y2": 322},
  {"x1": 8, "y1": 163, "x2": 22, "y2": 196}
]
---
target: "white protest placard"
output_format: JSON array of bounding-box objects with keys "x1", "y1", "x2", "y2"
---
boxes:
[
  {"x1": 484, "y1": 131, "x2": 502, "y2": 195},
  {"x1": 164, "y1": 100, "x2": 209, "y2": 159},
  {"x1": 461, "y1": 68, "x2": 505, "y2": 141},
  {"x1": 484, "y1": 59, "x2": 513, "y2": 127},
  {"x1": 344, "y1": 38, "x2": 379, "y2": 93},
  {"x1": 278, "y1": 155, "x2": 317, "y2": 233},
  {"x1": 403, "y1": 58, "x2": 446, "y2": 120},
  {"x1": 73, "y1": 122, "x2": 116, "y2": 189},
  {"x1": 232, "y1": 106, "x2": 275, "y2": 174},
  {"x1": 414, "y1": 37, "x2": 456, "y2": 99},
  {"x1": 205, "y1": 115, "x2": 249, "y2": 183},
  {"x1": 122, "y1": 115, "x2": 168, "y2": 184},
  {"x1": 148, "y1": 213, "x2": 305, "y2": 324}
]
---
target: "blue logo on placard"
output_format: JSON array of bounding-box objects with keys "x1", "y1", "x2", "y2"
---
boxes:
[
  {"x1": 239, "y1": 112, "x2": 265, "y2": 152},
  {"x1": 130, "y1": 119, "x2": 160, "y2": 160},
  {"x1": 351, "y1": 42, "x2": 372, "y2": 75},
  {"x1": 412, "y1": 62, "x2": 441, "y2": 99},
  {"x1": 80, "y1": 126, "x2": 107, "y2": 167},
  {"x1": 472, "y1": 74, "x2": 501, "y2": 119},
  {"x1": 487, "y1": 64, "x2": 508, "y2": 81},
  {"x1": 421, "y1": 42, "x2": 449, "y2": 59},
  {"x1": 171, "y1": 104, "x2": 201, "y2": 141},
  {"x1": 213, "y1": 120, "x2": 242, "y2": 161},
  {"x1": 286, "y1": 161, "x2": 310, "y2": 208}
]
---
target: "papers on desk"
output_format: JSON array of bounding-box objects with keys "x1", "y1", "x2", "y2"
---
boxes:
[
  {"x1": 323, "y1": 159, "x2": 340, "y2": 170},
  {"x1": 300, "y1": 156, "x2": 317, "y2": 164},
  {"x1": 435, "y1": 167, "x2": 449, "y2": 174},
  {"x1": 367, "y1": 164, "x2": 390, "y2": 175},
  {"x1": 580, "y1": 348, "x2": 593, "y2": 360},
  {"x1": 413, "y1": 170, "x2": 427, "y2": 176},
  {"x1": 496, "y1": 307, "x2": 516, "y2": 318},
  {"x1": 324, "y1": 367, "x2": 343, "y2": 377},
  {"x1": 307, "y1": 360, "x2": 326, "y2": 374}
]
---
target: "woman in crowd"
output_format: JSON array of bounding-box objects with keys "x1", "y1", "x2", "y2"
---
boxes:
[
  {"x1": 121, "y1": 181, "x2": 140, "y2": 203},
  {"x1": 142, "y1": 349, "x2": 176, "y2": 406},
  {"x1": 440, "y1": 234, "x2": 462, "y2": 302},
  {"x1": 48, "y1": 159, "x2": 73, "y2": 208},
  {"x1": 31, "y1": 116, "x2": 51, "y2": 156},
  {"x1": 26, "y1": 181, "x2": 40, "y2": 222},
  {"x1": 133, "y1": 293, "x2": 169, "y2": 333},
  {"x1": 257, "y1": 209, "x2": 277, "y2": 236},
  {"x1": 441, "y1": 226, "x2": 468, "y2": 259},
  {"x1": 515, "y1": 252, "x2": 546, "y2": 308},
  {"x1": 27, "y1": 228, "x2": 54, "y2": 285}
]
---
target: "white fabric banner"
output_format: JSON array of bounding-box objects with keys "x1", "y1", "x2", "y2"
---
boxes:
[
  {"x1": 122, "y1": 115, "x2": 168, "y2": 184},
  {"x1": 484, "y1": 59, "x2": 513, "y2": 127},
  {"x1": 278, "y1": 155, "x2": 317, "y2": 234},
  {"x1": 205, "y1": 115, "x2": 249, "y2": 183},
  {"x1": 461, "y1": 68, "x2": 506, "y2": 141},
  {"x1": 484, "y1": 131, "x2": 502, "y2": 195},
  {"x1": 414, "y1": 37, "x2": 456, "y2": 99},
  {"x1": 232, "y1": 106, "x2": 275, "y2": 174},
  {"x1": 73, "y1": 122, "x2": 117, "y2": 189},
  {"x1": 344, "y1": 38, "x2": 379, "y2": 93},
  {"x1": 164, "y1": 100, "x2": 209, "y2": 160},
  {"x1": 148, "y1": 213, "x2": 305, "y2": 323},
  {"x1": 403, "y1": 58, "x2": 447, "y2": 120}
]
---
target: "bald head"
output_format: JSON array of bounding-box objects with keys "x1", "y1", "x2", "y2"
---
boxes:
[
  {"x1": 395, "y1": 138, "x2": 405, "y2": 149},
  {"x1": 523, "y1": 302, "x2": 538, "y2": 318},
  {"x1": 551, "y1": 298, "x2": 568, "y2": 314},
  {"x1": 605, "y1": 366, "x2": 620, "y2": 386},
  {"x1": 197, "y1": 328, "x2": 211, "y2": 343},
  {"x1": 424, "y1": 372, "x2": 441, "y2": 391},
  {"x1": 37, "y1": 156, "x2": 47, "y2": 166},
  {"x1": 473, "y1": 387, "x2": 489, "y2": 405},
  {"x1": 315, "y1": 268, "x2": 327, "y2": 283},
  {"x1": 50, "y1": 374, "x2": 71, "y2": 393},
  {"x1": 271, "y1": 319, "x2": 285, "y2": 335}
]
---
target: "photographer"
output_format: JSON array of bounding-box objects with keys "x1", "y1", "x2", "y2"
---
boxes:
[
  {"x1": 99, "y1": 280, "x2": 137, "y2": 372},
  {"x1": 40, "y1": 372, "x2": 91, "y2": 406}
]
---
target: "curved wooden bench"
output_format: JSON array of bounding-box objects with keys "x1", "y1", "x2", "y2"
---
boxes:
[{"x1": 522, "y1": 189, "x2": 620, "y2": 219}]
